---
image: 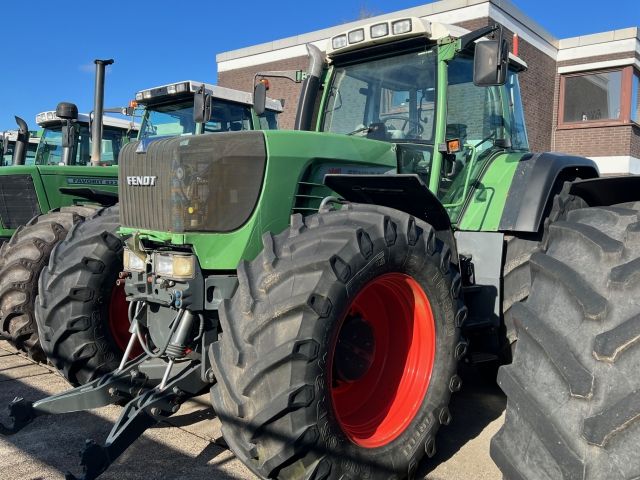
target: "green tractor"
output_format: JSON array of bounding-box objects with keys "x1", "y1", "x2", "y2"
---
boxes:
[
  {"x1": 4, "y1": 18, "x2": 639, "y2": 480},
  {"x1": 1, "y1": 122, "x2": 41, "y2": 166},
  {"x1": 0, "y1": 73, "x2": 282, "y2": 364}
]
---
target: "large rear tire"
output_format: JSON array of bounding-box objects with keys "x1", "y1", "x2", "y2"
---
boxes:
[
  {"x1": 35, "y1": 205, "x2": 131, "y2": 386},
  {"x1": 500, "y1": 182, "x2": 588, "y2": 360},
  {"x1": 0, "y1": 206, "x2": 96, "y2": 361},
  {"x1": 491, "y1": 203, "x2": 640, "y2": 479},
  {"x1": 210, "y1": 204, "x2": 466, "y2": 479}
]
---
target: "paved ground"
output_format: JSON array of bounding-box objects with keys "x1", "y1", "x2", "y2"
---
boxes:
[{"x1": 0, "y1": 340, "x2": 505, "y2": 480}]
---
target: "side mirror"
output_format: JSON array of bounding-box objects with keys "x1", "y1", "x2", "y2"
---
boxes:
[
  {"x1": 253, "y1": 81, "x2": 267, "y2": 117},
  {"x1": 193, "y1": 86, "x2": 212, "y2": 124},
  {"x1": 473, "y1": 38, "x2": 509, "y2": 87},
  {"x1": 61, "y1": 121, "x2": 76, "y2": 149}
]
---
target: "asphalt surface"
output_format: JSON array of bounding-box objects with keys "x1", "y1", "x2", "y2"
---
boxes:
[{"x1": 0, "y1": 340, "x2": 505, "y2": 479}]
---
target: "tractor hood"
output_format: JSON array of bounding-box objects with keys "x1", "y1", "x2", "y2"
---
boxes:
[{"x1": 118, "y1": 130, "x2": 397, "y2": 269}]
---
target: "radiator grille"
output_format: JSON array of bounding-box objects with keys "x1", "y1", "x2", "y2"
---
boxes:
[
  {"x1": 119, "y1": 132, "x2": 266, "y2": 233},
  {"x1": 0, "y1": 174, "x2": 41, "y2": 229}
]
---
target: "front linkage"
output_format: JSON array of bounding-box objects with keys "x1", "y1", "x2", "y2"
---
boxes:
[{"x1": 0, "y1": 302, "x2": 209, "y2": 480}]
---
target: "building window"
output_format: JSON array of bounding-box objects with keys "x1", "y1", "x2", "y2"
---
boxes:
[
  {"x1": 632, "y1": 71, "x2": 639, "y2": 123},
  {"x1": 559, "y1": 66, "x2": 638, "y2": 127}
]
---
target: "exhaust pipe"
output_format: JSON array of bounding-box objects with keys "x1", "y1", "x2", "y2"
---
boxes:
[
  {"x1": 90, "y1": 59, "x2": 114, "y2": 166},
  {"x1": 294, "y1": 44, "x2": 324, "y2": 131},
  {"x1": 11, "y1": 116, "x2": 30, "y2": 166}
]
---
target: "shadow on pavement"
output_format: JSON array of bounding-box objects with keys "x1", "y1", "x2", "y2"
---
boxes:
[
  {"x1": 418, "y1": 362, "x2": 506, "y2": 477},
  {"x1": 0, "y1": 369, "x2": 250, "y2": 480}
]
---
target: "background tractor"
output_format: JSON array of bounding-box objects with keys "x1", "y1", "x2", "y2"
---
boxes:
[
  {"x1": 0, "y1": 72, "x2": 282, "y2": 364},
  {"x1": 1, "y1": 121, "x2": 41, "y2": 166},
  {"x1": 3, "y1": 17, "x2": 639, "y2": 480}
]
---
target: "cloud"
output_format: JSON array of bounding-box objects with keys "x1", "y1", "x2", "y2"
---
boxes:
[
  {"x1": 78, "y1": 62, "x2": 113, "y2": 74},
  {"x1": 79, "y1": 62, "x2": 95, "y2": 73}
]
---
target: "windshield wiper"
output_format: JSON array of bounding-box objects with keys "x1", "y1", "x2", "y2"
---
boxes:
[{"x1": 347, "y1": 126, "x2": 371, "y2": 136}]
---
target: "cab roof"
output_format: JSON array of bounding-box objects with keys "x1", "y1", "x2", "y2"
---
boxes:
[
  {"x1": 135, "y1": 80, "x2": 283, "y2": 112},
  {"x1": 36, "y1": 111, "x2": 139, "y2": 130},
  {"x1": 327, "y1": 17, "x2": 528, "y2": 70}
]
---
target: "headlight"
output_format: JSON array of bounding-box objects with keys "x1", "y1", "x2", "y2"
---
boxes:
[
  {"x1": 348, "y1": 28, "x2": 364, "y2": 44},
  {"x1": 143, "y1": 90, "x2": 152, "y2": 99},
  {"x1": 332, "y1": 34, "x2": 347, "y2": 49},
  {"x1": 370, "y1": 23, "x2": 389, "y2": 38},
  {"x1": 135, "y1": 92, "x2": 143, "y2": 101},
  {"x1": 154, "y1": 253, "x2": 195, "y2": 279},
  {"x1": 392, "y1": 19, "x2": 412, "y2": 35},
  {"x1": 123, "y1": 248, "x2": 146, "y2": 272}
]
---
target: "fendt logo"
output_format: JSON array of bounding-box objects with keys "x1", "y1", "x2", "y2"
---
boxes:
[{"x1": 126, "y1": 176, "x2": 157, "y2": 186}]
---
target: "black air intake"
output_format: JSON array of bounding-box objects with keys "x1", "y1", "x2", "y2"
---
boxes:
[{"x1": 119, "y1": 132, "x2": 267, "y2": 233}]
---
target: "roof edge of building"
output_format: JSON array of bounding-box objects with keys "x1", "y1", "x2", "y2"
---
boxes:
[{"x1": 216, "y1": 0, "x2": 559, "y2": 63}]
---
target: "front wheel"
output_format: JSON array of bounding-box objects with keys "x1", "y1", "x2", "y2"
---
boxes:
[
  {"x1": 210, "y1": 204, "x2": 466, "y2": 479},
  {"x1": 35, "y1": 205, "x2": 133, "y2": 386}
]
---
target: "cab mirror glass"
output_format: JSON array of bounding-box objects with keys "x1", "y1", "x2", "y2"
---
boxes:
[
  {"x1": 473, "y1": 39, "x2": 509, "y2": 86},
  {"x1": 253, "y1": 82, "x2": 267, "y2": 116},
  {"x1": 62, "y1": 122, "x2": 76, "y2": 148},
  {"x1": 193, "y1": 87, "x2": 212, "y2": 124}
]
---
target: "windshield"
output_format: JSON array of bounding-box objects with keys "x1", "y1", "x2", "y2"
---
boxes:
[
  {"x1": 139, "y1": 99, "x2": 261, "y2": 139},
  {"x1": 322, "y1": 48, "x2": 437, "y2": 143},
  {"x1": 34, "y1": 124, "x2": 133, "y2": 166}
]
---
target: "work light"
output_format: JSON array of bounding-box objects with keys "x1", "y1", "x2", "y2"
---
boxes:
[
  {"x1": 370, "y1": 23, "x2": 389, "y2": 38},
  {"x1": 392, "y1": 19, "x2": 412, "y2": 35},
  {"x1": 123, "y1": 248, "x2": 146, "y2": 273},
  {"x1": 332, "y1": 35, "x2": 348, "y2": 49},
  {"x1": 154, "y1": 253, "x2": 196, "y2": 280},
  {"x1": 348, "y1": 28, "x2": 365, "y2": 44}
]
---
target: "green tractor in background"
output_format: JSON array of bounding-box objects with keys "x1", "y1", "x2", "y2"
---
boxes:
[
  {"x1": 4, "y1": 17, "x2": 639, "y2": 480},
  {"x1": 0, "y1": 72, "x2": 283, "y2": 365},
  {"x1": 1, "y1": 122, "x2": 41, "y2": 166}
]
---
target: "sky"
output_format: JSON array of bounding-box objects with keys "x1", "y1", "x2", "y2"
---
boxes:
[{"x1": 1, "y1": 0, "x2": 638, "y2": 131}]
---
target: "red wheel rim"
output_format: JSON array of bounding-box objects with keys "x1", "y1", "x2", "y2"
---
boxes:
[
  {"x1": 108, "y1": 284, "x2": 142, "y2": 358},
  {"x1": 330, "y1": 273, "x2": 436, "y2": 448}
]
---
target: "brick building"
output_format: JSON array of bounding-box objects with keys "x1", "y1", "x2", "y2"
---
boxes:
[{"x1": 217, "y1": 0, "x2": 640, "y2": 174}]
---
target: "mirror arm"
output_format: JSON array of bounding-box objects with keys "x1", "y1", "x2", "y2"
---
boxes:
[
  {"x1": 253, "y1": 70, "x2": 307, "y2": 85},
  {"x1": 459, "y1": 24, "x2": 500, "y2": 51}
]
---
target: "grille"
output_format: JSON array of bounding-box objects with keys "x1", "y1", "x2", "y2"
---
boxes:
[
  {"x1": 120, "y1": 132, "x2": 267, "y2": 233},
  {"x1": 0, "y1": 174, "x2": 41, "y2": 229}
]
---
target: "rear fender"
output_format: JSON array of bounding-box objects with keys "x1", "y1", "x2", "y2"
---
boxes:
[
  {"x1": 324, "y1": 174, "x2": 458, "y2": 263},
  {"x1": 499, "y1": 152, "x2": 599, "y2": 233}
]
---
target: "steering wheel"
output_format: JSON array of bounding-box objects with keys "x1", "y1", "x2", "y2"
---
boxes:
[{"x1": 382, "y1": 116, "x2": 423, "y2": 137}]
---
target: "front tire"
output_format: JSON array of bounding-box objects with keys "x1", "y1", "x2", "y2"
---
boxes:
[
  {"x1": 492, "y1": 203, "x2": 640, "y2": 479},
  {"x1": 210, "y1": 204, "x2": 466, "y2": 479},
  {"x1": 35, "y1": 205, "x2": 131, "y2": 386}
]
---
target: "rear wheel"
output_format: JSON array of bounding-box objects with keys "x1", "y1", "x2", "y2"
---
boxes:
[
  {"x1": 210, "y1": 204, "x2": 466, "y2": 479},
  {"x1": 35, "y1": 205, "x2": 134, "y2": 386},
  {"x1": 0, "y1": 206, "x2": 96, "y2": 361},
  {"x1": 491, "y1": 203, "x2": 640, "y2": 479}
]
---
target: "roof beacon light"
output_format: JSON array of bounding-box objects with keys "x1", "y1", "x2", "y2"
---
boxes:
[
  {"x1": 348, "y1": 28, "x2": 365, "y2": 44},
  {"x1": 370, "y1": 23, "x2": 389, "y2": 38},
  {"x1": 392, "y1": 19, "x2": 412, "y2": 35},
  {"x1": 332, "y1": 34, "x2": 348, "y2": 50}
]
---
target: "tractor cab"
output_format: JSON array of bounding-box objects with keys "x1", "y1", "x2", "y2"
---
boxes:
[
  {"x1": 1, "y1": 129, "x2": 40, "y2": 166},
  {"x1": 257, "y1": 17, "x2": 530, "y2": 224},
  {"x1": 134, "y1": 80, "x2": 283, "y2": 141},
  {"x1": 34, "y1": 110, "x2": 137, "y2": 166}
]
